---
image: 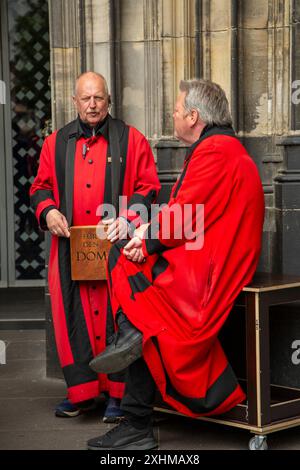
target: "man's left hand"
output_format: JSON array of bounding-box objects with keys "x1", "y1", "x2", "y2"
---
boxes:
[
  {"x1": 123, "y1": 237, "x2": 145, "y2": 263},
  {"x1": 103, "y1": 217, "x2": 130, "y2": 242}
]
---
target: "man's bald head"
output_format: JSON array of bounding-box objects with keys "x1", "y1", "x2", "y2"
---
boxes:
[
  {"x1": 74, "y1": 72, "x2": 109, "y2": 96},
  {"x1": 73, "y1": 71, "x2": 110, "y2": 127}
]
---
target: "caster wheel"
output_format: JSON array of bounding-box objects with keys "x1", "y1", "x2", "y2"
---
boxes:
[{"x1": 249, "y1": 435, "x2": 268, "y2": 450}]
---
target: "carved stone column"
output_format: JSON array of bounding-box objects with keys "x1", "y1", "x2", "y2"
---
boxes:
[{"x1": 48, "y1": 0, "x2": 82, "y2": 130}]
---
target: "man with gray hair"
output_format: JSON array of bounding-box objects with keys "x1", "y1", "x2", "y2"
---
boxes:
[{"x1": 87, "y1": 79, "x2": 264, "y2": 450}]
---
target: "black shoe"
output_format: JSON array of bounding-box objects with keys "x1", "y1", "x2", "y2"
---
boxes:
[
  {"x1": 89, "y1": 319, "x2": 142, "y2": 374},
  {"x1": 87, "y1": 419, "x2": 158, "y2": 450}
]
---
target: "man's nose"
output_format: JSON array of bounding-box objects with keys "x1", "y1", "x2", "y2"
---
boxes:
[{"x1": 89, "y1": 97, "x2": 96, "y2": 108}]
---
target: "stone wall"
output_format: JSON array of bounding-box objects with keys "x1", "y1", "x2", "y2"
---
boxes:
[{"x1": 47, "y1": 0, "x2": 300, "y2": 272}]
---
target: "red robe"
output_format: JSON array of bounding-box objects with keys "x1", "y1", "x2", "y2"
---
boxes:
[
  {"x1": 108, "y1": 126, "x2": 265, "y2": 417},
  {"x1": 30, "y1": 116, "x2": 161, "y2": 403}
]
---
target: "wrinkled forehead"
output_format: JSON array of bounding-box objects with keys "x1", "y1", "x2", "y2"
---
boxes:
[{"x1": 76, "y1": 77, "x2": 108, "y2": 97}]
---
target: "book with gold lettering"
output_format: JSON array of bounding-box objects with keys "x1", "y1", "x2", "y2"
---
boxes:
[{"x1": 70, "y1": 225, "x2": 112, "y2": 281}]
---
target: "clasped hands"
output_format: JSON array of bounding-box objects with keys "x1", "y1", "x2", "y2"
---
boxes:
[
  {"x1": 104, "y1": 218, "x2": 149, "y2": 264},
  {"x1": 46, "y1": 209, "x2": 148, "y2": 263}
]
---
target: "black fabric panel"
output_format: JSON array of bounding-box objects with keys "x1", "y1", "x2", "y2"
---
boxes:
[
  {"x1": 39, "y1": 204, "x2": 57, "y2": 230},
  {"x1": 65, "y1": 134, "x2": 77, "y2": 226},
  {"x1": 152, "y1": 337, "x2": 239, "y2": 414},
  {"x1": 103, "y1": 146, "x2": 113, "y2": 209},
  {"x1": 184, "y1": 124, "x2": 237, "y2": 163},
  {"x1": 152, "y1": 256, "x2": 169, "y2": 282},
  {"x1": 107, "y1": 240, "x2": 128, "y2": 287},
  {"x1": 144, "y1": 220, "x2": 171, "y2": 255},
  {"x1": 55, "y1": 127, "x2": 68, "y2": 217},
  {"x1": 127, "y1": 190, "x2": 157, "y2": 223},
  {"x1": 54, "y1": 119, "x2": 78, "y2": 219},
  {"x1": 103, "y1": 118, "x2": 129, "y2": 216},
  {"x1": 119, "y1": 125, "x2": 129, "y2": 196},
  {"x1": 109, "y1": 117, "x2": 121, "y2": 214},
  {"x1": 58, "y1": 237, "x2": 97, "y2": 388},
  {"x1": 128, "y1": 272, "x2": 152, "y2": 300},
  {"x1": 172, "y1": 164, "x2": 189, "y2": 199},
  {"x1": 30, "y1": 189, "x2": 54, "y2": 212},
  {"x1": 62, "y1": 363, "x2": 98, "y2": 388},
  {"x1": 105, "y1": 294, "x2": 116, "y2": 346}
]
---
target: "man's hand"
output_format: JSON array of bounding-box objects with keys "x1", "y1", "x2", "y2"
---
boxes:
[
  {"x1": 103, "y1": 217, "x2": 130, "y2": 242},
  {"x1": 123, "y1": 223, "x2": 149, "y2": 262},
  {"x1": 123, "y1": 237, "x2": 145, "y2": 263},
  {"x1": 133, "y1": 223, "x2": 150, "y2": 239},
  {"x1": 46, "y1": 209, "x2": 70, "y2": 237}
]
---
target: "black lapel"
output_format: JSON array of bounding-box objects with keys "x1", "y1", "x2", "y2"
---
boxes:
[
  {"x1": 65, "y1": 128, "x2": 78, "y2": 226},
  {"x1": 55, "y1": 119, "x2": 78, "y2": 217},
  {"x1": 173, "y1": 125, "x2": 238, "y2": 198},
  {"x1": 109, "y1": 116, "x2": 121, "y2": 214},
  {"x1": 103, "y1": 116, "x2": 129, "y2": 217}
]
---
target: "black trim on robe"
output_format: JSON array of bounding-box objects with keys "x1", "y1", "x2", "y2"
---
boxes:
[
  {"x1": 40, "y1": 205, "x2": 57, "y2": 230},
  {"x1": 152, "y1": 337, "x2": 240, "y2": 414},
  {"x1": 107, "y1": 241, "x2": 128, "y2": 288},
  {"x1": 128, "y1": 272, "x2": 152, "y2": 300},
  {"x1": 127, "y1": 190, "x2": 158, "y2": 223},
  {"x1": 144, "y1": 219, "x2": 171, "y2": 256},
  {"x1": 174, "y1": 125, "x2": 237, "y2": 198},
  {"x1": 30, "y1": 188, "x2": 56, "y2": 230},
  {"x1": 103, "y1": 116, "x2": 129, "y2": 215},
  {"x1": 152, "y1": 256, "x2": 169, "y2": 282},
  {"x1": 58, "y1": 237, "x2": 97, "y2": 388},
  {"x1": 63, "y1": 363, "x2": 98, "y2": 388},
  {"x1": 30, "y1": 189, "x2": 54, "y2": 211}
]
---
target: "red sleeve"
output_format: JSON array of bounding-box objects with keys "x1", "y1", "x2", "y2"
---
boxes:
[
  {"x1": 119, "y1": 128, "x2": 161, "y2": 228},
  {"x1": 142, "y1": 142, "x2": 233, "y2": 256},
  {"x1": 29, "y1": 134, "x2": 58, "y2": 230}
]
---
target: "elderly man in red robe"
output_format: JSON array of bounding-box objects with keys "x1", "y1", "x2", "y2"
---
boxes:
[
  {"x1": 87, "y1": 79, "x2": 265, "y2": 450},
  {"x1": 30, "y1": 72, "x2": 161, "y2": 421}
]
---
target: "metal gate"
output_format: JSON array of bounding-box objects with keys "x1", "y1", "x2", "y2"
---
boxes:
[{"x1": 0, "y1": 0, "x2": 51, "y2": 287}]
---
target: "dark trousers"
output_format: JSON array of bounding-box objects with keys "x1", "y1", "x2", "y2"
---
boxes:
[{"x1": 121, "y1": 356, "x2": 156, "y2": 427}]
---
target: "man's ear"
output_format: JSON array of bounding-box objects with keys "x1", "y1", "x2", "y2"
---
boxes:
[
  {"x1": 189, "y1": 109, "x2": 199, "y2": 127},
  {"x1": 108, "y1": 95, "x2": 112, "y2": 106}
]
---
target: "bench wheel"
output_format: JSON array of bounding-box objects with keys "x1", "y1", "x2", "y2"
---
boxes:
[{"x1": 249, "y1": 435, "x2": 268, "y2": 450}]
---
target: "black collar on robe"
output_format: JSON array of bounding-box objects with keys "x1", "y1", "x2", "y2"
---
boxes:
[
  {"x1": 77, "y1": 114, "x2": 109, "y2": 140},
  {"x1": 173, "y1": 124, "x2": 237, "y2": 199},
  {"x1": 184, "y1": 124, "x2": 237, "y2": 163}
]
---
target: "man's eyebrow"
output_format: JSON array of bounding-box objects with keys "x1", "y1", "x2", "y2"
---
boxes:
[{"x1": 80, "y1": 92, "x2": 105, "y2": 98}]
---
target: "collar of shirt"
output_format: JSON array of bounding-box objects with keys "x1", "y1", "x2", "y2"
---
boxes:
[{"x1": 77, "y1": 114, "x2": 109, "y2": 140}]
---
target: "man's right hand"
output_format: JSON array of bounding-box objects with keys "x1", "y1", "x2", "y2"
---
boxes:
[{"x1": 46, "y1": 209, "x2": 70, "y2": 237}]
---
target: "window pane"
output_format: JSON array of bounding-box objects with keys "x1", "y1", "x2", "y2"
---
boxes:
[{"x1": 7, "y1": 0, "x2": 51, "y2": 280}]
